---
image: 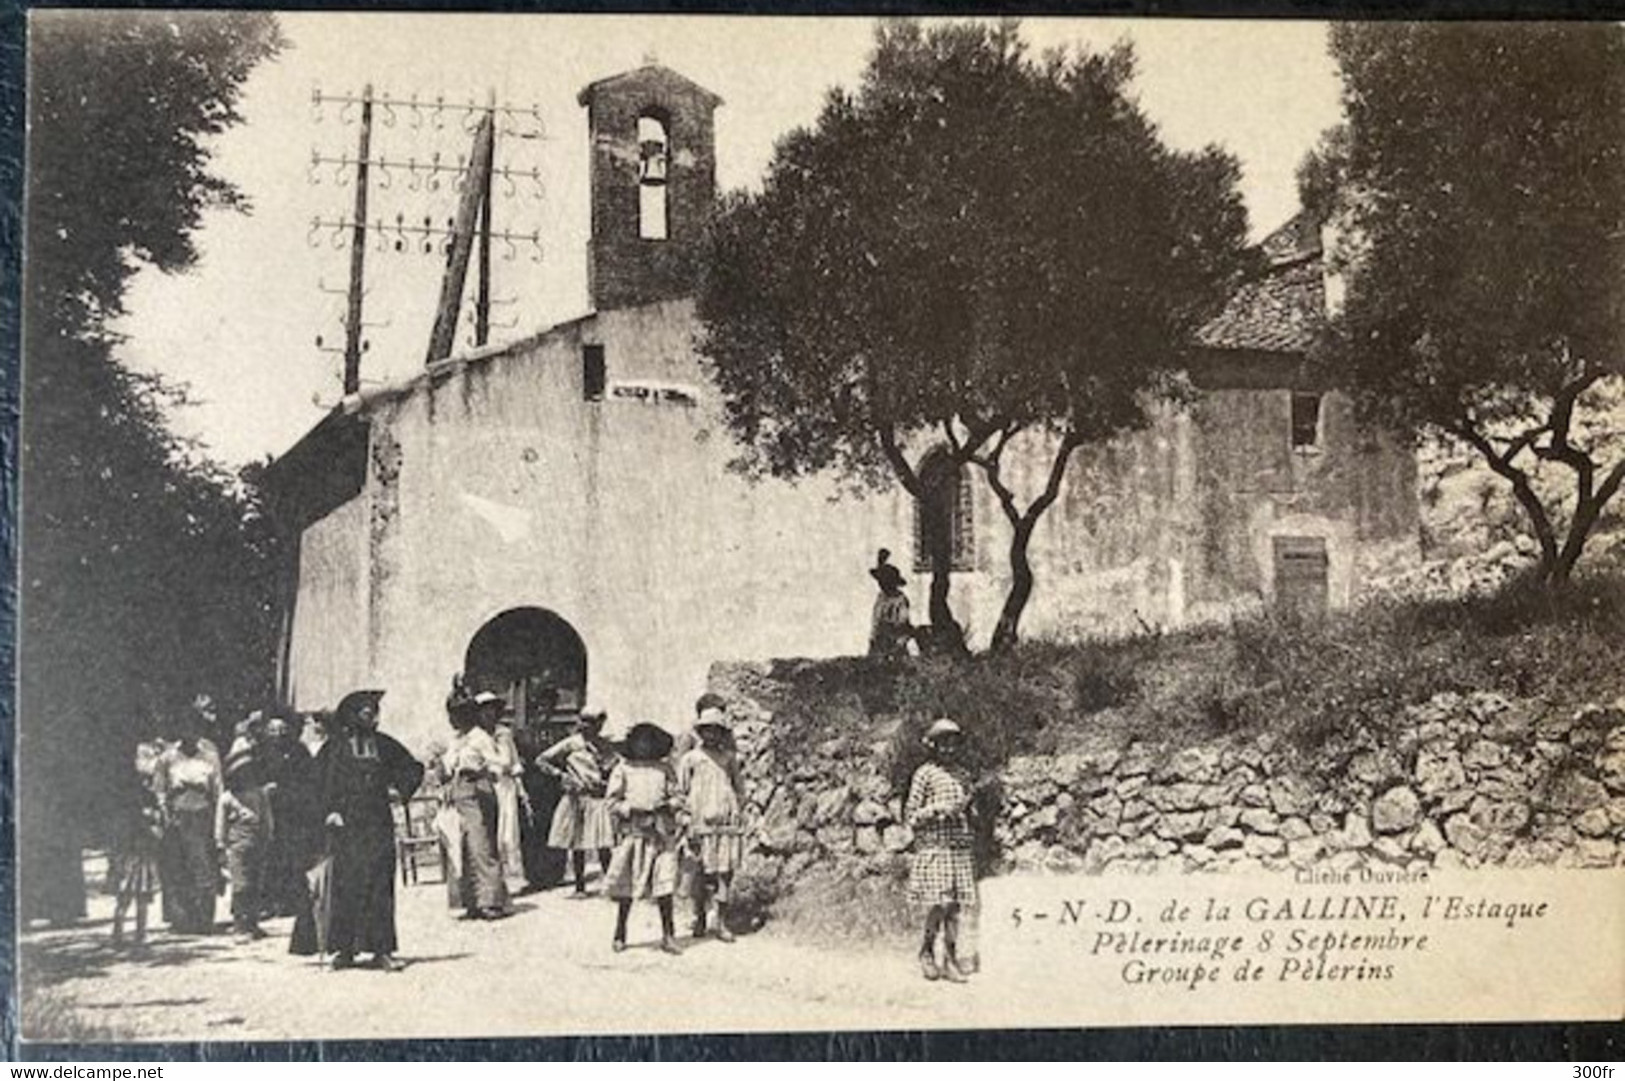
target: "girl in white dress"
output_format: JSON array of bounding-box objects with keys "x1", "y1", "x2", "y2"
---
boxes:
[{"x1": 677, "y1": 698, "x2": 745, "y2": 942}]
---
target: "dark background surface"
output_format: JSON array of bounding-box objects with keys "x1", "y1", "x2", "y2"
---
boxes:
[{"x1": 2, "y1": 0, "x2": 1623, "y2": 1061}]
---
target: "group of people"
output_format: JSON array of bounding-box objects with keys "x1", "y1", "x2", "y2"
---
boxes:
[
  {"x1": 117, "y1": 696, "x2": 330, "y2": 945},
  {"x1": 112, "y1": 667, "x2": 983, "y2": 983},
  {"x1": 115, "y1": 690, "x2": 423, "y2": 971},
  {"x1": 429, "y1": 682, "x2": 747, "y2": 955}
]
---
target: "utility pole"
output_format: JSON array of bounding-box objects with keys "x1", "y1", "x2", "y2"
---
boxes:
[
  {"x1": 312, "y1": 84, "x2": 541, "y2": 379},
  {"x1": 342, "y1": 84, "x2": 374, "y2": 395}
]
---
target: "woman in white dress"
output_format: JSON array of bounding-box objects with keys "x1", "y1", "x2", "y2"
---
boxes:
[
  {"x1": 537, "y1": 710, "x2": 617, "y2": 896},
  {"x1": 490, "y1": 706, "x2": 524, "y2": 880}
]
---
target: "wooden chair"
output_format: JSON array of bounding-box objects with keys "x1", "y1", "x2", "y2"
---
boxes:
[{"x1": 394, "y1": 793, "x2": 445, "y2": 885}]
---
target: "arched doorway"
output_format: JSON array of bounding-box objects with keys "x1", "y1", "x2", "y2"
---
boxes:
[
  {"x1": 463, "y1": 607, "x2": 587, "y2": 726},
  {"x1": 463, "y1": 607, "x2": 586, "y2": 890}
]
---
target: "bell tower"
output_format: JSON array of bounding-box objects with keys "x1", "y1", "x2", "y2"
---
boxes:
[{"x1": 578, "y1": 62, "x2": 722, "y2": 311}]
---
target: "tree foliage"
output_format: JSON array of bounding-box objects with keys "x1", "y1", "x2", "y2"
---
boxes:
[
  {"x1": 698, "y1": 19, "x2": 1250, "y2": 650},
  {"x1": 1306, "y1": 22, "x2": 1625, "y2": 586},
  {"x1": 20, "y1": 11, "x2": 284, "y2": 919}
]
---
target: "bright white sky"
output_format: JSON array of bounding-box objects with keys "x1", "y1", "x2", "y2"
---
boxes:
[{"x1": 113, "y1": 14, "x2": 1344, "y2": 467}]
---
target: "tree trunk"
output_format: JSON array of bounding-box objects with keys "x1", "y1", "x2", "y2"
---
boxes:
[
  {"x1": 1450, "y1": 421, "x2": 1560, "y2": 585},
  {"x1": 989, "y1": 520, "x2": 1036, "y2": 652},
  {"x1": 875, "y1": 424, "x2": 968, "y2": 656},
  {"x1": 927, "y1": 552, "x2": 965, "y2": 653},
  {"x1": 1551, "y1": 493, "x2": 1603, "y2": 587},
  {"x1": 976, "y1": 432, "x2": 1077, "y2": 655},
  {"x1": 922, "y1": 494, "x2": 967, "y2": 656}
]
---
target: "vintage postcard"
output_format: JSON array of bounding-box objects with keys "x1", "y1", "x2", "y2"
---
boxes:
[{"x1": 15, "y1": 10, "x2": 1625, "y2": 1045}]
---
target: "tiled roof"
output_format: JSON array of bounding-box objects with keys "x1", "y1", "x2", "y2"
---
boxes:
[{"x1": 1196, "y1": 215, "x2": 1327, "y2": 355}]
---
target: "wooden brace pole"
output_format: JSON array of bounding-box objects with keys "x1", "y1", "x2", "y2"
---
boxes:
[{"x1": 425, "y1": 111, "x2": 495, "y2": 366}]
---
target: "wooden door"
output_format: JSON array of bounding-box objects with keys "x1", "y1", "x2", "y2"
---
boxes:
[{"x1": 1273, "y1": 536, "x2": 1329, "y2": 616}]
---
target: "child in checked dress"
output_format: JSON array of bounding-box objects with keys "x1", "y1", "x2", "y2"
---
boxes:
[
  {"x1": 905, "y1": 718, "x2": 978, "y2": 983},
  {"x1": 677, "y1": 694, "x2": 745, "y2": 942},
  {"x1": 604, "y1": 722, "x2": 684, "y2": 954}
]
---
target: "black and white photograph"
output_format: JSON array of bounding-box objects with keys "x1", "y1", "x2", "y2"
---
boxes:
[{"x1": 13, "y1": 10, "x2": 1625, "y2": 1045}]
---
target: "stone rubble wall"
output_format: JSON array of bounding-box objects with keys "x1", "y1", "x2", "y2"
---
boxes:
[
  {"x1": 711, "y1": 661, "x2": 1625, "y2": 889},
  {"x1": 994, "y1": 692, "x2": 1625, "y2": 875}
]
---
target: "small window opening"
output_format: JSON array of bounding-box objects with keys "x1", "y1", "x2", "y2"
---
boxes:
[
  {"x1": 583, "y1": 344, "x2": 606, "y2": 401},
  {"x1": 637, "y1": 113, "x2": 670, "y2": 241},
  {"x1": 1291, "y1": 392, "x2": 1322, "y2": 450}
]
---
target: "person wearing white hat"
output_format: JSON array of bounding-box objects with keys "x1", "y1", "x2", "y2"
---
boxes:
[
  {"x1": 677, "y1": 694, "x2": 745, "y2": 942},
  {"x1": 430, "y1": 686, "x2": 510, "y2": 922},
  {"x1": 905, "y1": 717, "x2": 978, "y2": 983}
]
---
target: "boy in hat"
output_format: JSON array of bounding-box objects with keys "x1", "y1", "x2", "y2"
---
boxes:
[
  {"x1": 218, "y1": 719, "x2": 272, "y2": 942},
  {"x1": 905, "y1": 718, "x2": 978, "y2": 983},
  {"x1": 868, "y1": 549, "x2": 912, "y2": 660},
  {"x1": 603, "y1": 721, "x2": 683, "y2": 954},
  {"x1": 677, "y1": 694, "x2": 745, "y2": 942}
]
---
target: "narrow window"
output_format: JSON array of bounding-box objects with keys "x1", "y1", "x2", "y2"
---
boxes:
[
  {"x1": 1291, "y1": 392, "x2": 1322, "y2": 450},
  {"x1": 637, "y1": 113, "x2": 670, "y2": 241},
  {"x1": 583, "y1": 344, "x2": 606, "y2": 401},
  {"x1": 952, "y1": 468, "x2": 975, "y2": 570},
  {"x1": 913, "y1": 453, "x2": 975, "y2": 573}
]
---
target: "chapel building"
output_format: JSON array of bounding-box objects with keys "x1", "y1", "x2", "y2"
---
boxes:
[{"x1": 266, "y1": 63, "x2": 1420, "y2": 751}]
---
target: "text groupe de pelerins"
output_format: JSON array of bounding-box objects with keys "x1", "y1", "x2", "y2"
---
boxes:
[{"x1": 1009, "y1": 872, "x2": 1551, "y2": 992}]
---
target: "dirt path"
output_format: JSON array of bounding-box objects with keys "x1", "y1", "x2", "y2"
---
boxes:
[{"x1": 20, "y1": 879, "x2": 1019, "y2": 1042}]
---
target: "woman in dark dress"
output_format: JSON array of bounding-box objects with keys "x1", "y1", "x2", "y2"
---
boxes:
[
  {"x1": 260, "y1": 717, "x2": 316, "y2": 918},
  {"x1": 291, "y1": 689, "x2": 423, "y2": 970}
]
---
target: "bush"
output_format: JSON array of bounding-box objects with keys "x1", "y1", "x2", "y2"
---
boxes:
[
  {"x1": 725, "y1": 858, "x2": 786, "y2": 935},
  {"x1": 768, "y1": 859, "x2": 914, "y2": 948},
  {"x1": 1072, "y1": 641, "x2": 1142, "y2": 713},
  {"x1": 756, "y1": 570, "x2": 1625, "y2": 776}
]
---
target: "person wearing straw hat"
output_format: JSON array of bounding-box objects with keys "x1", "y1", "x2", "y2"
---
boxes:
[
  {"x1": 537, "y1": 707, "x2": 617, "y2": 897},
  {"x1": 217, "y1": 713, "x2": 274, "y2": 943},
  {"x1": 603, "y1": 721, "x2": 684, "y2": 954},
  {"x1": 431, "y1": 685, "x2": 511, "y2": 921},
  {"x1": 905, "y1": 717, "x2": 978, "y2": 983},
  {"x1": 291, "y1": 689, "x2": 423, "y2": 970},
  {"x1": 677, "y1": 694, "x2": 745, "y2": 942},
  {"x1": 868, "y1": 548, "x2": 913, "y2": 661}
]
